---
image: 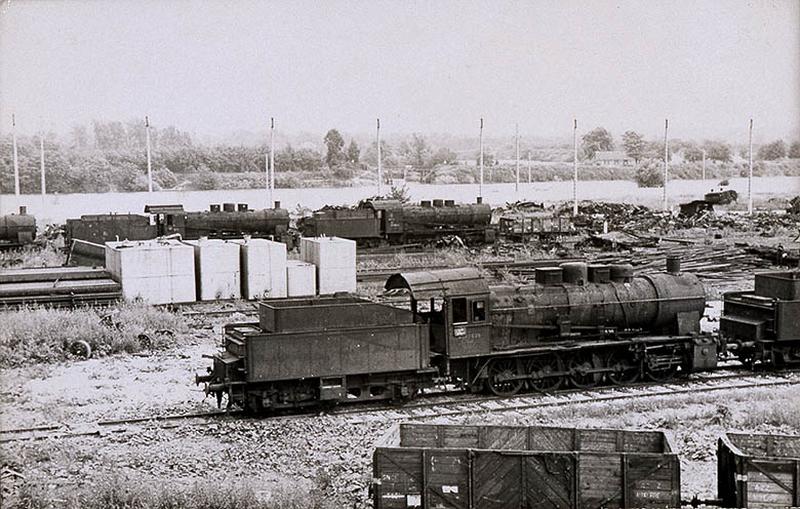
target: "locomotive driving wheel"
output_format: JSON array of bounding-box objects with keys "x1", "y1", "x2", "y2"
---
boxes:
[
  {"x1": 525, "y1": 354, "x2": 563, "y2": 392},
  {"x1": 487, "y1": 358, "x2": 524, "y2": 397},
  {"x1": 605, "y1": 350, "x2": 641, "y2": 385},
  {"x1": 568, "y1": 352, "x2": 601, "y2": 389}
]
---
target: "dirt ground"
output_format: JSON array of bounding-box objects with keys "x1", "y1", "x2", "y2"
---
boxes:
[{"x1": 2, "y1": 325, "x2": 799, "y2": 507}]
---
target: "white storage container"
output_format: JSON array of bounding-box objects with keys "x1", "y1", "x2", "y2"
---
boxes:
[
  {"x1": 234, "y1": 238, "x2": 287, "y2": 299},
  {"x1": 185, "y1": 239, "x2": 241, "y2": 301},
  {"x1": 300, "y1": 236, "x2": 357, "y2": 294},
  {"x1": 105, "y1": 239, "x2": 195, "y2": 304},
  {"x1": 286, "y1": 260, "x2": 316, "y2": 297}
]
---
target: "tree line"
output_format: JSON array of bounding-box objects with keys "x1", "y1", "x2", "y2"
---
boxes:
[{"x1": 1, "y1": 120, "x2": 798, "y2": 194}]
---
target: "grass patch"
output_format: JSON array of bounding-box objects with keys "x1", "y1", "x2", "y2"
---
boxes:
[
  {"x1": 13, "y1": 471, "x2": 331, "y2": 509},
  {"x1": 0, "y1": 303, "x2": 187, "y2": 367},
  {"x1": 0, "y1": 244, "x2": 66, "y2": 269}
]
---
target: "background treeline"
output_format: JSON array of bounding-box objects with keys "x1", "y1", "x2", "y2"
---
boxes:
[{"x1": 1, "y1": 120, "x2": 798, "y2": 194}]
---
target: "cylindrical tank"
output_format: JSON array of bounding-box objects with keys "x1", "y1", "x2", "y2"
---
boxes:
[
  {"x1": 560, "y1": 262, "x2": 588, "y2": 285},
  {"x1": 402, "y1": 202, "x2": 492, "y2": 227},
  {"x1": 0, "y1": 214, "x2": 37, "y2": 244},
  {"x1": 666, "y1": 256, "x2": 681, "y2": 274},
  {"x1": 610, "y1": 264, "x2": 634, "y2": 282},
  {"x1": 535, "y1": 267, "x2": 563, "y2": 285},
  {"x1": 185, "y1": 207, "x2": 289, "y2": 237},
  {"x1": 490, "y1": 272, "x2": 705, "y2": 332}
]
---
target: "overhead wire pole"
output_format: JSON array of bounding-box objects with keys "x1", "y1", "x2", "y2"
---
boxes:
[
  {"x1": 270, "y1": 117, "x2": 275, "y2": 206},
  {"x1": 377, "y1": 118, "x2": 383, "y2": 196},
  {"x1": 145, "y1": 116, "x2": 153, "y2": 193},
  {"x1": 572, "y1": 118, "x2": 578, "y2": 216},
  {"x1": 702, "y1": 149, "x2": 706, "y2": 181},
  {"x1": 12, "y1": 114, "x2": 20, "y2": 196},
  {"x1": 479, "y1": 117, "x2": 484, "y2": 202},
  {"x1": 748, "y1": 118, "x2": 753, "y2": 215},
  {"x1": 39, "y1": 127, "x2": 46, "y2": 196},
  {"x1": 663, "y1": 118, "x2": 669, "y2": 211},
  {"x1": 514, "y1": 123, "x2": 520, "y2": 193}
]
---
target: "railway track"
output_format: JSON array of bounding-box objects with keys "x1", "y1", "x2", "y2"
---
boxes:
[
  {"x1": 339, "y1": 369, "x2": 800, "y2": 423},
  {"x1": 3, "y1": 369, "x2": 797, "y2": 444}
]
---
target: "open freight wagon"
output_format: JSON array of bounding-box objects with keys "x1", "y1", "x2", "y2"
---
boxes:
[
  {"x1": 373, "y1": 423, "x2": 680, "y2": 509},
  {"x1": 717, "y1": 432, "x2": 800, "y2": 508}
]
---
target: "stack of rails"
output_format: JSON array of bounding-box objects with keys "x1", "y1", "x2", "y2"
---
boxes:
[{"x1": 0, "y1": 267, "x2": 121, "y2": 308}]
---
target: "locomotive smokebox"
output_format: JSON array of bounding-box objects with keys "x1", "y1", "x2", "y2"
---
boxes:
[
  {"x1": 666, "y1": 256, "x2": 681, "y2": 274},
  {"x1": 237, "y1": 203, "x2": 249, "y2": 212},
  {"x1": 210, "y1": 204, "x2": 221, "y2": 212},
  {"x1": 222, "y1": 203, "x2": 236, "y2": 212}
]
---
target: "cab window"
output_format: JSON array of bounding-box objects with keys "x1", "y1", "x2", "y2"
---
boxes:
[
  {"x1": 472, "y1": 300, "x2": 486, "y2": 322},
  {"x1": 451, "y1": 298, "x2": 468, "y2": 324}
]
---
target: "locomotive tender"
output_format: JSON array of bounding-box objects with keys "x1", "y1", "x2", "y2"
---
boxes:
[
  {"x1": 299, "y1": 199, "x2": 495, "y2": 245},
  {"x1": 64, "y1": 202, "x2": 290, "y2": 246},
  {"x1": 198, "y1": 260, "x2": 722, "y2": 412}
]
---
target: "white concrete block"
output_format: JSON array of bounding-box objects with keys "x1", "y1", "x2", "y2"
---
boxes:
[
  {"x1": 317, "y1": 266, "x2": 357, "y2": 295},
  {"x1": 300, "y1": 236, "x2": 356, "y2": 269},
  {"x1": 235, "y1": 238, "x2": 288, "y2": 299},
  {"x1": 104, "y1": 239, "x2": 196, "y2": 304},
  {"x1": 286, "y1": 260, "x2": 316, "y2": 297},
  {"x1": 186, "y1": 239, "x2": 241, "y2": 301}
]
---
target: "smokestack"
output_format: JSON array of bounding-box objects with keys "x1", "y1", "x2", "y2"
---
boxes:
[
  {"x1": 479, "y1": 117, "x2": 484, "y2": 201},
  {"x1": 572, "y1": 119, "x2": 578, "y2": 216},
  {"x1": 377, "y1": 118, "x2": 383, "y2": 196},
  {"x1": 145, "y1": 115, "x2": 153, "y2": 193}
]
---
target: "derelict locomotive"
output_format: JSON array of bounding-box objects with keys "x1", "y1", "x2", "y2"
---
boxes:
[
  {"x1": 198, "y1": 259, "x2": 722, "y2": 412},
  {"x1": 298, "y1": 199, "x2": 495, "y2": 245},
  {"x1": 65, "y1": 202, "x2": 290, "y2": 246},
  {"x1": 0, "y1": 207, "x2": 36, "y2": 248}
]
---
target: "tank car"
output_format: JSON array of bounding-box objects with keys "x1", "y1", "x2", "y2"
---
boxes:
[
  {"x1": 0, "y1": 207, "x2": 37, "y2": 248},
  {"x1": 198, "y1": 259, "x2": 717, "y2": 411},
  {"x1": 720, "y1": 270, "x2": 800, "y2": 367}
]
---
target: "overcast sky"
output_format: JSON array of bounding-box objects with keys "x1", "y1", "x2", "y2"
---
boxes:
[{"x1": 1, "y1": 0, "x2": 798, "y2": 142}]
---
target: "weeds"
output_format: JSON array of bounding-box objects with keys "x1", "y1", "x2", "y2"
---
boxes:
[
  {"x1": 0, "y1": 302, "x2": 186, "y2": 367},
  {"x1": 13, "y1": 472, "x2": 330, "y2": 509}
]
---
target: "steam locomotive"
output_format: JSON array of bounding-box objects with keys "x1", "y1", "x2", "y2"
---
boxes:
[
  {"x1": 298, "y1": 199, "x2": 496, "y2": 245},
  {"x1": 64, "y1": 202, "x2": 290, "y2": 246},
  {"x1": 197, "y1": 259, "x2": 732, "y2": 412},
  {"x1": 0, "y1": 207, "x2": 36, "y2": 249}
]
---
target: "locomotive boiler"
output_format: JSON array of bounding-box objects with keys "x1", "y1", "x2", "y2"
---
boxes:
[
  {"x1": 299, "y1": 198, "x2": 495, "y2": 245},
  {"x1": 65, "y1": 202, "x2": 290, "y2": 246},
  {"x1": 0, "y1": 207, "x2": 36, "y2": 248},
  {"x1": 198, "y1": 260, "x2": 717, "y2": 412}
]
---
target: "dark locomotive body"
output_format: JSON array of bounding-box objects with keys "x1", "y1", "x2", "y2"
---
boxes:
[
  {"x1": 300, "y1": 199, "x2": 495, "y2": 245},
  {"x1": 199, "y1": 262, "x2": 719, "y2": 411},
  {"x1": 720, "y1": 271, "x2": 800, "y2": 367},
  {"x1": 0, "y1": 207, "x2": 36, "y2": 248},
  {"x1": 65, "y1": 203, "x2": 290, "y2": 246}
]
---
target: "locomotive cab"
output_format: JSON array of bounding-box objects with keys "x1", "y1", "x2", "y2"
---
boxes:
[
  {"x1": 144, "y1": 204, "x2": 187, "y2": 237},
  {"x1": 385, "y1": 268, "x2": 492, "y2": 359}
]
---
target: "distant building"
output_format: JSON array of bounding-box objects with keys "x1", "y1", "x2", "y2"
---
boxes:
[{"x1": 594, "y1": 151, "x2": 633, "y2": 166}]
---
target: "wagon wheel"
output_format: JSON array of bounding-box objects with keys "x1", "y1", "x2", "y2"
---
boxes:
[
  {"x1": 568, "y1": 352, "x2": 601, "y2": 389},
  {"x1": 525, "y1": 354, "x2": 563, "y2": 392},
  {"x1": 487, "y1": 358, "x2": 524, "y2": 397},
  {"x1": 605, "y1": 350, "x2": 641, "y2": 385}
]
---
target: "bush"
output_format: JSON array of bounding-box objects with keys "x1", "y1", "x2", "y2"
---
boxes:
[
  {"x1": 635, "y1": 160, "x2": 664, "y2": 187},
  {"x1": 0, "y1": 303, "x2": 186, "y2": 367}
]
